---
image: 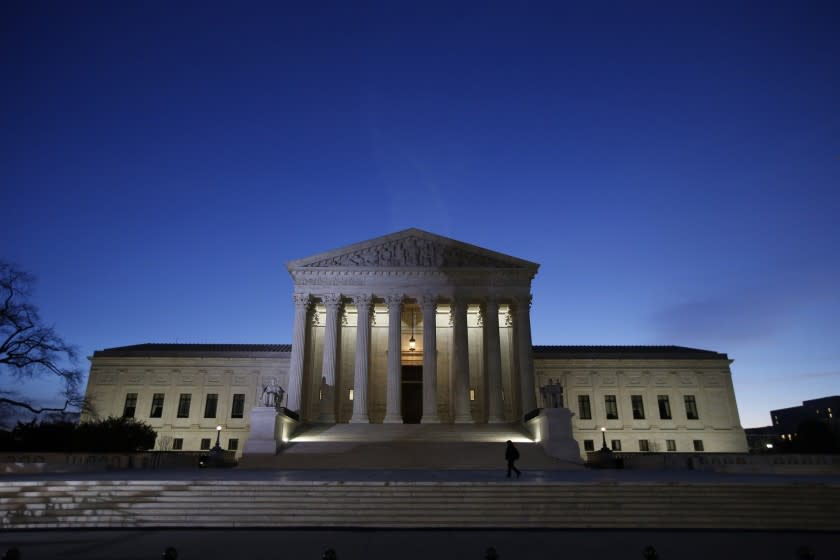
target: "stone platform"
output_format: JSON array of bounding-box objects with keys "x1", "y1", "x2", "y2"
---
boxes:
[{"x1": 239, "y1": 422, "x2": 582, "y2": 469}]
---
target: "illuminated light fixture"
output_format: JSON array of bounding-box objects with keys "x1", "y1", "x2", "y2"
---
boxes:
[
  {"x1": 600, "y1": 426, "x2": 609, "y2": 451},
  {"x1": 349, "y1": 389, "x2": 354, "y2": 401},
  {"x1": 766, "y1": 443, "x2": 774, "y2": 449},
  {"x1": 469, "y1": 389, "x2": 476, "y2": 401},
  {"x1": 409, "y1": 310, "x2": 416, "y2": 351}
]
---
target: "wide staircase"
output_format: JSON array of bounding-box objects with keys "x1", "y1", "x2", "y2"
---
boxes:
[
  {"x1": 2, "y1": 478, "x2": 838, "y2": 530},
  {"x1": 238, "y1": 423, "x2": 579, "y2": 469}
]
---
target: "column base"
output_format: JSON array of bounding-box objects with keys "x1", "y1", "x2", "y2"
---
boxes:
[
  {"x1": 421, "y1": 416, "x2": 442, "y2": 424},
  {"x1": 487, "y1": 415, "x2": 506, "y2": 423},
  {"x1": 454, "y1": 414, "x2": 474, "y2": 424},
  {"x1": 382, "y1": 415, "x2": 403, "y2": 424},
  {"x1": 349, "y1": 416, "x2": 370, "y2": 424}
]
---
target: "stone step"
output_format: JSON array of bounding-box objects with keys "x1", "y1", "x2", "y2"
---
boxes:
[
  {"x1": 239, "y1": 441, "x2": 577, "y2": 469},
  {"x1": 2, "y1": 480, "x2": 838, "y2": 530}
]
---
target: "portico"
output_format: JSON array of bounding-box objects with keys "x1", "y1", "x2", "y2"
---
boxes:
[{"x1": 283, "y1": 228, "x2": 540, "y2": 425}]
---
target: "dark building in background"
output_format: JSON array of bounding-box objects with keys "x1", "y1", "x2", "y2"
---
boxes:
[{"x1": 746, "y1": 395, "x2": 840, "y2": 452}]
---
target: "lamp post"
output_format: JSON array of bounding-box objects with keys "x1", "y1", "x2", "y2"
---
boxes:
[
  {"x1": 207, "y1": 425, "x2": 224, "y2": 468},
  {"x1": 600, "y1": 426, "x2": 609, "y2": 451},
  {"x1": 408, "y1": 310, "x2": 416, "y2": 351}
]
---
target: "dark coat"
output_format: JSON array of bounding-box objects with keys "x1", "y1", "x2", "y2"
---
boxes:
[{"x1": 505, "y1": 443, "x2": 520, "y2": 461}]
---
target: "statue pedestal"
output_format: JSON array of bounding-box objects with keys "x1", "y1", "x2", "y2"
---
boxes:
[
  {"x1": 243, "y1": 407, "x2": 278, "y2": 455},
  {"x1": 524, "y1": 408, "x2": 583, "y2": 463}
]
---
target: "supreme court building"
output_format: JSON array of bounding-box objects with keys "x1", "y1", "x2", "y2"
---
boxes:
[{"x1": 83, "y1": 229, "x2": 748, "y2": 459}]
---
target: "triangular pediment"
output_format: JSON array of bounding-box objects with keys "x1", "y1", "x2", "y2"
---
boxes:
[{"x1": 287, "y1": 228, "x2": 539, "y2": 271}]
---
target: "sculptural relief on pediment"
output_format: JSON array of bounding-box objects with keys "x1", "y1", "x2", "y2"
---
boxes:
[{"x1": 302, "y1": 236, "x2": 521, "y2": 269}]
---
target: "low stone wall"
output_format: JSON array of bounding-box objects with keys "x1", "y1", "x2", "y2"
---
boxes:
[
  {"x1": 586, "y1": 451, "x2": 840, "y2": 474},
  {"x1": 0, "y1": 451, "x2": 235, "y2": 474}
]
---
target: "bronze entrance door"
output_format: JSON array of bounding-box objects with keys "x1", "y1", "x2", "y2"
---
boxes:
[{"x1": 401, "y1": 365, "x2": 422, "y2": 424}]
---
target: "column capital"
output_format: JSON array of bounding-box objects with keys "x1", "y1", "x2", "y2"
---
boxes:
[
  {"x1": 420, "y1": 293, "x2": 439, "y2": 310},
  {"x1": 352, "y1": 293, "x2": 373, "y2": 307},
  {"x1": 293, "y1": 293, "x2": 312, "y2": 308},
  {"x1": 511, "y1": 294, "x2": 533, "y2": 312},
  {"x1": 451, "y1": 297, "x2": 468, "y2": 312},
  {"x1": 384, "y1": 294, "x2": 404, "y2": 308},
  {"x1": 321, "y1": 293, "x2": 343, "y2": 309}
]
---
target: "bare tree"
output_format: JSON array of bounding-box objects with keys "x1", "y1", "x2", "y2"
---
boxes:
[{"x1": 0, "y1": 261, "x2": 84, "y2": 417}]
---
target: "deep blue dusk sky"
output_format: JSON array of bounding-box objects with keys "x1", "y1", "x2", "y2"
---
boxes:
[{"x1": 2, "y1": 1, "x2": 838, "y2": 428}]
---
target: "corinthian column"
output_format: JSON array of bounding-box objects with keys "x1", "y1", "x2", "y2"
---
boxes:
[
  {"x1": 420, "y1": 294, "x2": 440, "y2": 423},
  {"x1": 286, "y1": 293, "x2": 311, "y2": 414},
  {"x1": 318, "y1": 294, "x2": 342, "y2": 423},
  {"x1": 350, "y1": 294, "x2": 372, "y2": 423},
  {"x1": 482, "y1": 297, "x2": 505, "y2": 423},
  {"x1": 383, "y1": 294, "x2": 404, "y2": 423},
  {"x1": 451, "y1": 297, "x2": 473, "y2": 423},
  {"x1": 513, "y1": 295, "x2": 537, "y2": 414}
]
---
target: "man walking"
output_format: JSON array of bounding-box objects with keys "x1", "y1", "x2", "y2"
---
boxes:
[{"x1": 505, "y1": 440, "x2": 521, "y2": 478}]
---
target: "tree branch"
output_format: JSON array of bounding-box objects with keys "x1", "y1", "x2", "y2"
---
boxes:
[{"x1": 0, "y1": 396, "x2": 73, "y2": 415}]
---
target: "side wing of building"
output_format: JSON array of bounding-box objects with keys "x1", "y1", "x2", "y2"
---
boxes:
[
  {"x1": 83, "y1": 344, "x2": 291, "y2": 455},
  {"x1": 533, "y1": 346, "x2": 748, "y2": 454}
]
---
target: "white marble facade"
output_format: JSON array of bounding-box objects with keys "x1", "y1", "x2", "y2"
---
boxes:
[{"x1": 82, "y1": 229, "x2": 748, "y2": 456}]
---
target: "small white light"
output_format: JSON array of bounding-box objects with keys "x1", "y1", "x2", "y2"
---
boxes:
[
  {"x1": 601, "y1": 427, "x2": 606, "y2": 432},
  {"x1": 349, "y1": 389, "x2": 354, "y2": 401},
  {"x1": 469, "y1": 389, "x2": 476, "y2": 401},
  {"x1": 216, "y1": 425, "x2": 222, "y2": 432},
  {"x1": 766, "y1": 443, "x2": 773, "y2": 449}
]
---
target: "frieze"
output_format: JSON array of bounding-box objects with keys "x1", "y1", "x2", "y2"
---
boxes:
[
  {"x1": 600, "y1": 374, "x2": 617, "y2": 386},
  {"x1": 232, "y1": 374, "x2": 248, "y2": 385},
  {"x1": 652, "y1": 374, "x2": 669, "y2": 386},
  {"x1": 301, "y1": 236, "x2": 523, "y2": 269},
  {"x1": 125, "y1": 373, "x2": 145, "y2": 385},
  {"x1": 291, "y1": 269, "x2": 533, "y2": 287},
  {"x1": 572, "y1": 374, "x2": 591, "y2": 386},
  {"x1": 98, "y1": 373, "x2": 117, "y2": 385},
  {"x1": 678, "y1": 372, "x2": 697, "y2": 386},
  {"x1": 704, "y1": 373, "x2": 724, "y2": 387},
  {"x1": 626, "y1": 374, "x2": 644, "y2": 386}
]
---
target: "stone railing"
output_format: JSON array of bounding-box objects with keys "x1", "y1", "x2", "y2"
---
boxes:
[
  {"x1": 1, "y1": 451, "x2": 236, "y2": 474},
  {"x1": 585, "y1": 451, "x2": 840, "y2": 474}
]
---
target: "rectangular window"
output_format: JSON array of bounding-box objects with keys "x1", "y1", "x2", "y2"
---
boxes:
[
  {"x1": 204, "y1": 394, "x2": 218, "y2": 418},
  {"x1": 578, "y1": 395, "x2": 592, "y2": 420},
  {"x1": 666, "y1": 439, "x2": 676, "y2": 452},
  {"x1": 122, "y1": 393, "x2": 138, "y2": 418},
  {"x1": 657, "y1": 395, "x2": 672, "y2": 420},
  {"x1": 693, "y1": 439, "x2": 704, "y2": 451},
  {"x1": 583, "y1": 439, "x2": 595, "y2": 452},
  {"x1": 150, "y1": 393, "x2": 165, "y2": 418},
  {"x1": 684, "y1": 395, "x2": 699, "y2": 420},
  {"x1": 639, "y1": 439, "x2": 650, "y2": 452},
  {"x1": 231, "y1": 393, "x2": 245, "y2": 418},
  {"x1": 228, "y1": 438, "x2": 239, "y2": 451},
  {"x1": 176, "y1": 394, "x2": 192, "y2": 418},
  {"x1": 611, "y1": 439, "x2": 621, "y2": 451},
  {"x1": 631, "y1": 395, "x2": 645, "y2": 420},
  {"x1": 172, "y1": 438, "x2": 183, "y2": 450},
  {"x1": 200, "y1": 438, "x2": 211, "y2": 450},
  {"x1": 605, "y1": 395, "x2": 618, "y2": 419}
]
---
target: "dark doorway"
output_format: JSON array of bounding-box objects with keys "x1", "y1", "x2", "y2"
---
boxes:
[{"x1": 401, "y1": 365, "x2": 423, "y2": 424}]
